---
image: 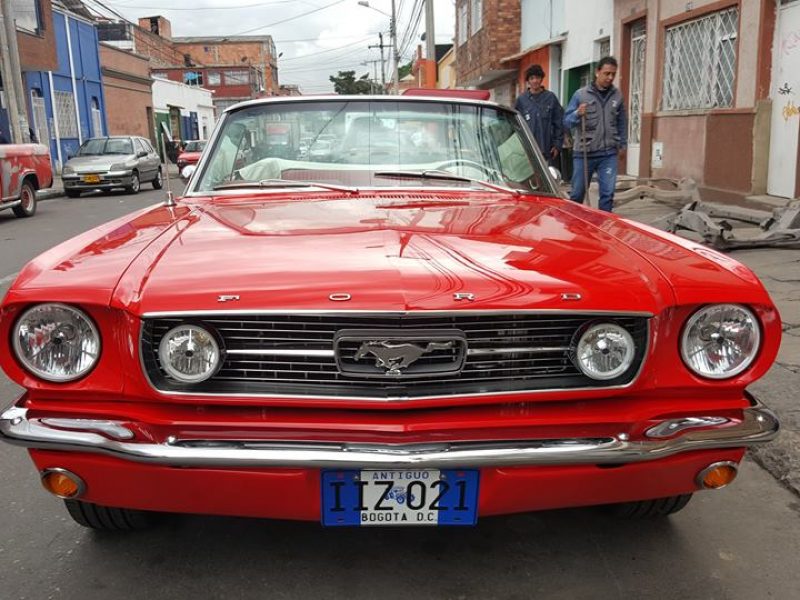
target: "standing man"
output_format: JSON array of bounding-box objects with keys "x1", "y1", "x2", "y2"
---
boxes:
[
  {"x1": 515, "y1": 64, "x2": 563, "y2": 166},
  {"x1": 563, "y1": 56, "x2": 627, "y2": 212}
]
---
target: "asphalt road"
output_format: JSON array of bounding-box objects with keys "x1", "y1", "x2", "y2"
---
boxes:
[{"x1": 1, "y1": 189, "x2": 798, "y2": 600}]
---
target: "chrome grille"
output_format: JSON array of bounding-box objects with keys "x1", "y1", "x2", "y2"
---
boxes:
[{"x1": 141, "y1": 313, "x2": 649, "y2": 399}]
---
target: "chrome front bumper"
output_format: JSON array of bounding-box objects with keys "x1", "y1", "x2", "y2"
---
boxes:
[{"x1": 0, "y1": 402, "x2": 779, "y2": 469}]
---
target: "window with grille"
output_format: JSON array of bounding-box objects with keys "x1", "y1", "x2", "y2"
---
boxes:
[
  {"x1": 661, "y1": 7, "x2": 739, "y2": 111},
  {"x1": 471, "y1": 0, "x2": 483, "y2": 35},
  {"x1": 224, "y1": 70, "x2": 250, "y2": 85},
  {"x1": 207, "y1": 71, "x2": 221, "y2": 86},
  {"x1": 54, "y1": 91, "x2": 78, "y2": 138},
  {"x1": 597, "y1": 38, "x2": 611, "y2": 59}
]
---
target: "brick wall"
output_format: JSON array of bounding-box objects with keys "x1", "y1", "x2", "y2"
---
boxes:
[
  {"x1": 100, "y1": 44, "x2": 153, "y2": 138},
  {"x1": 17, "y1": 0, "x2": 58, "y2": 72},
  {"x1": 132, "y1": 27, "x2": 189, "y2": 67},
  {"x1": 173, "y1": 40, "x2": 278, "y2": 92},
  {"x1": 456, "y1": 0, "x2": 521, "y2": 86}
]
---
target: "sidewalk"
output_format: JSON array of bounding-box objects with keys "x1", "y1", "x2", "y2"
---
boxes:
[{"x1": 617, "y1": 195, "x2": 800, "y2": 498}]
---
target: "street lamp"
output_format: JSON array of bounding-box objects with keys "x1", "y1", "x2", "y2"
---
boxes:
[{"x1": 357, "y1": 0, "x2": 400, "y2": 94}]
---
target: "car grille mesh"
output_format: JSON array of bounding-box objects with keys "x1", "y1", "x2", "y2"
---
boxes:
[{"x1": 141, "y1": 313, "x2": 649, "y2": 399}]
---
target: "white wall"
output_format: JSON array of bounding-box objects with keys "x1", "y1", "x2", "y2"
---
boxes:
[
  {"x1": 152, "y1": 78, "x2": 217, "y2": 129},
  {"x1": 520, "y1": 0, "x2": 565, "y2": 49},
  {"x1": 561, "y1": 0, "x2": 614, "y2": 70}
]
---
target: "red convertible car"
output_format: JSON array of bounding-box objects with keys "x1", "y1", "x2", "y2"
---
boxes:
[{"x1": 0, "y1": 96, "x2": 780, "y2": 531}]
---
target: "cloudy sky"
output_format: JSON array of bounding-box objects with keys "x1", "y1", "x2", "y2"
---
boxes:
[{"x1": 102, "y1": 0, "x2": 456, "y2": 93}]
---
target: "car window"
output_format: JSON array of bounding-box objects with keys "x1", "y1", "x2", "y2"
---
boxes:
[
  {"x1": 77, "y1": 139, "x2": 108, "y2": 156},
  {"x1": 134, "y1": 139, "x2": 146, "y2": 154},
  {"x1": 184, "y1": 141, "x2": 206, "y2": 152},
  {"x1": 105, "y1": 138, "x2": 134, "y2": 155},
  {"x1": 142, "y1": 139, "x2": 156, "y2": 154},
  {"x1": 194, "y1": 100, "x2": 553, "y2": 194}
]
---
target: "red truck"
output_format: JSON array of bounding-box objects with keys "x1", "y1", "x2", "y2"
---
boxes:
[{"x1": 0, "y1": 143, "x2": 53, "y2": 218}]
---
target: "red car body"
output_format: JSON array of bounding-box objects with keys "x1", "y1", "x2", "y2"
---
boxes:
[
  {"x1": 0, "y1": 96, "x2": 781, "y2": 530},
  {"x1": 0, "y1": 143, "x2": 53, "y2": 218},
  {"x1": 176, "y1": 141, "x2": 206, "y2": 171}
]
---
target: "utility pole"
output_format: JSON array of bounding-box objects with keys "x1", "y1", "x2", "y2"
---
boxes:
[
  {"x1": 0, "y1": 0, "x2": 30, "y2": 143},
  {"x1": 368, "y1": 32, "x2": 389, "y2": 92},
  {"x1": 425, "y1": 0, "x2": 436, "y2": 87},
  {"x1": 390, "y1": 0, "x2": 399, "y2": 94}
]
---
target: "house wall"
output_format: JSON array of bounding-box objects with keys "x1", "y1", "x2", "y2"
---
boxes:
[
  {"x1": 520, "y1": 0, "x2": 565, "y2": 48},
  {"x1": 562, "y1": 0, "x2": 614, "y2": 71},
  {"x1": 99, "y1": 44, "x2": 153, "y2": 140},
  {"x1": 152, "y1": 78, "x2": 215, "y2": 142},
  {"x1": 455, "y1": 0, "x2": 521, "y2": 87},
  {"x1": 613, "y1": 0, "x2": 774, "y2": 198},
  {"x1": 16, "y1": 0, "x2": 58, "y2": 71},
  {"x1": 23, "y1": 10, "x2": 107, "y2": 171},
  {"x1": 437, "y1": 50, "x2": 457, "y2": 89},
  {"x1": 173, "y1": 40, "x2": 278, "y2": 93}
]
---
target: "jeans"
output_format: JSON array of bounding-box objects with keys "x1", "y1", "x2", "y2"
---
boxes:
[{"x1": 570, "y1": 153, "x2": 617, "y2": 212}]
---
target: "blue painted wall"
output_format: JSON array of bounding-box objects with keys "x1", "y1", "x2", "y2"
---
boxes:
[{"x1": 23, "y1": 11, "x2": 107, "y2": 171}]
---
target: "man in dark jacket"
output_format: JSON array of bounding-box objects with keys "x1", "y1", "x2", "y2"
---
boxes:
[
  {"x1": 515, "y1": 64, "x2": 563, "y2": 166},
  {"x1": 563, "y1": 56, "x2": 628, "y2": 212}
]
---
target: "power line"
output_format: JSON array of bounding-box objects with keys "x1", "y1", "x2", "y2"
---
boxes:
[
  {"x1": 106, "y1": 0, "x2": 296, "y2": 10},
  {"x1": 231, "y1": 0, "x2": 347, "y2": 36},
  {"x1": 279, "y1": 35, "x2": 381, "y2": 62}
]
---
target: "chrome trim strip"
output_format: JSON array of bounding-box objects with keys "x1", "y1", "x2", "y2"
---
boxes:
[
  {"x1": 40, "y1": 418, "x2": 135, "y2": 440},
  {"x1": 0, "y1": 403, "x2": 779, "y2": 469},
  {"x1": 143, "y1": 309, "x2": 655, "y2": 318},
  {"x1": 467, "y1": 346, "x2": 570, "y2": 356},
  {"x1": 226, "y1": 349, "x2": 336, "y2": 358},
  {"x1": 646, "y1": 416, "x2": 731, "y2": 438}
]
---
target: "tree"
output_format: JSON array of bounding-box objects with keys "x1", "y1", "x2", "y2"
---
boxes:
[
  {"x1": 329, "y1": 70, "x2": 373, "y2": 95},
  {"x1": 398, "y1": 61, "x2": 412, "y2": 80}
]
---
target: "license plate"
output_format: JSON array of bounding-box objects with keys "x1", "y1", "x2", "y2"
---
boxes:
[
  {"x1": 321, "y1": 469, "x2": 479, "y2": 527},
  {"x1": 82, "y1": 174, "x2": 101, "y2": 183}
]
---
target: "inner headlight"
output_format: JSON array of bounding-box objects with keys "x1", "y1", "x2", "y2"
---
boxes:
[
  {"x1": 109, "y1": 162, "x2": 130, "y2": 171},
  {"x1": 61, "y1": 165, "x2": 74, "y2": 175},
  {"x1": 13, "y1": 303, "x2": 101, "y2": 382},
  {"x1": 158, "y1": 324, "x2": 221, "y2": 383},
  {"x1": 681, "y1": 304, "x2": 760, "y2": 379},
  {"x1": 574, "y1": 323, "x2": 635, "y2": 380}
]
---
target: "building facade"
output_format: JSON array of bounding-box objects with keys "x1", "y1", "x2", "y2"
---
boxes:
[
  {"x1": 612, "y1": 0, "x2": 782, "y2": 200},
  {"x1": 20, "y1": 2, "x2": 108, "y2": 171},
  {"x1": 99, "y1": 44, "x2": 154, "y2": 142},
  {"x1": 455, "y1": 0, "x2": 521, "y2": 106},
  {"x1": 151, "y1": 77, "x2": 215, "y2": 155}
]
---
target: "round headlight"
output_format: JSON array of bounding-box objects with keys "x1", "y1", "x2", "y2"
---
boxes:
[
  {"x1": 681, "y1": 304, "x2": 760, "y2": 379},
  {"x1": 158, "y1": 324, "x2": 221, "y2": 383},
  {"x1": 13, "y1": 303, "x2": 101, "y2": 382},
  {"x1": 574, "y1": 323, "x2": 636, "y2": 380}
]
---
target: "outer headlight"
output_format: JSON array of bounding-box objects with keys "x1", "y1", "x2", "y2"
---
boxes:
[
  {"x1": 61, "y1": 165, "x2": 74, "y2": 175},
  {"x1": 109, "y1": 162, "x2": 130, "y2": 171},
  {"x1": 681, "y1": 304, "x2": 760, "y2": 379},
  {"x1": 13, "y1": 303, "x2": 101, "y2": 382},
  {"x1": 574, "y1": 322, "x2": 635, "y2": 380},
  {"x1": 158, "y1": 324, "x2": 221, "y2": 383}
]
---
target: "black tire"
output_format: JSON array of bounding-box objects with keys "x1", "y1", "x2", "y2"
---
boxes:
[
  {"x1": 65, "y1": 190, "x2": 81, "y2": 198},
  {"x1": 152, "y1": 168, "x2": 163, "y2": 190},
  {"x1": 12, "y1": 180, "x2": 37, "y2": 218},
  {"x1": 64, "y1": 499, "x2": 156, "y2": 531},
  {"x1": 609, "y1": 494, "x2": 693, "y2": 519},
  {"x1": 125, "y1": 171, "x2": 140, "y2": 195}
]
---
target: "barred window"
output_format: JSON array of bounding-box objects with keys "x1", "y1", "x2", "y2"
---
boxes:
[
  {"x1": 224, "y1": 70, "x2": 250, "y2": 85},
  {"x1": 54, "y1": 90, "x2": 78, "y2": 138},
  {"x1": 661, "y1": 7, "x2": 739, "y2": 111}
]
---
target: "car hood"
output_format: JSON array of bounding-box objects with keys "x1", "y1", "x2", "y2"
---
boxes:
[
  {"x1": 9, "y1": 190, "x2": 772, "y2": 316},
  {"x1": 178, "y1": 152, "x2": 202, "y2": 163},
  {"x1": 66, "y1": 154, "x2": 135, "y2": 171},
  {"x1": 103, "y1": 191, "x2": 681, "y2": 315}
]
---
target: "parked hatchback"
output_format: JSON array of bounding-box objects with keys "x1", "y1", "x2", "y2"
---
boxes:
[{"x1": 62, "y1": 136, "x2": 163, "y2": 197}]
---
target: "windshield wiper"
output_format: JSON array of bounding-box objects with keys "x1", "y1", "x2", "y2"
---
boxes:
[
  {"x1": 213, "y1": 179, "x2": 358, "y2": 194},
  {"x1": 374, "y1": 170, "x2": 521, "y2": 196}
]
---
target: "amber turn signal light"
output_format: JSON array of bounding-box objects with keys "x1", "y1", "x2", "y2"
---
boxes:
[
  {"x1": 696, "y1": 462, "x2": 739, "y2": 490},
  {"x1": 40, "y1": 469, "x2": 86, "y2": 499}
]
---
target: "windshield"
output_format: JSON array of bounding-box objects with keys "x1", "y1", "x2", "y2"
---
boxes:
[
  {"x1": 183, "y1": 140, "x2": 207, "y2": 152},
  {"x1": 194, "y1": 100, "x2": 553, "y2": 194},
  {"x1": 77, "y1": 138, "x2": 133, "y2": 156}
]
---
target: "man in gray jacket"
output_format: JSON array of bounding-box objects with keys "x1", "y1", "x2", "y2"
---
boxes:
[{"x1": 563, "y1": 56, "x2": 628, "y2": 212}]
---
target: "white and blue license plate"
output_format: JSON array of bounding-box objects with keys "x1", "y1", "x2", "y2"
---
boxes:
[{"x1": 321, "y1": 469, "x2": 479, "y2": 527}]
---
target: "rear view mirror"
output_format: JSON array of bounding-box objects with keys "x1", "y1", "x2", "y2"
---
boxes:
[{"x1": 137, "y1": 151, "x2": 148, "y2": 158}]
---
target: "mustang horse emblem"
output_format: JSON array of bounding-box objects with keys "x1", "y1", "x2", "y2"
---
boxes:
[{"x1": 354, "y1": 340, "x2": 455, "y2": 376}]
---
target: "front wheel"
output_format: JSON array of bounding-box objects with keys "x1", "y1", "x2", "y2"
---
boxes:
[
  {"x1": 125, "y1": 172, "x2": 140, "y2": 194},
  {"x1": 608, "y1": 494, "x2": 693, "y2": 519},
  {"x1": 12, "y1": 180, "x2": 37, "y2": 218},
  {"x1": 64, "y1": 499, "x2": 157, "y2": 531},
  {"x1": 152, "y1": 168, "x2": 163, "y2": 190}
]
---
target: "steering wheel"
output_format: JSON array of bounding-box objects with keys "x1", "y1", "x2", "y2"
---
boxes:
[{"x1": 434, "y1": 159, "x2": 499, "y2": 181}]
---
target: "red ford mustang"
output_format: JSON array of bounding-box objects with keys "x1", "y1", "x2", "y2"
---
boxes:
[{"x1": 0, "y1": 95, "x2": 780, "y2": 531}]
